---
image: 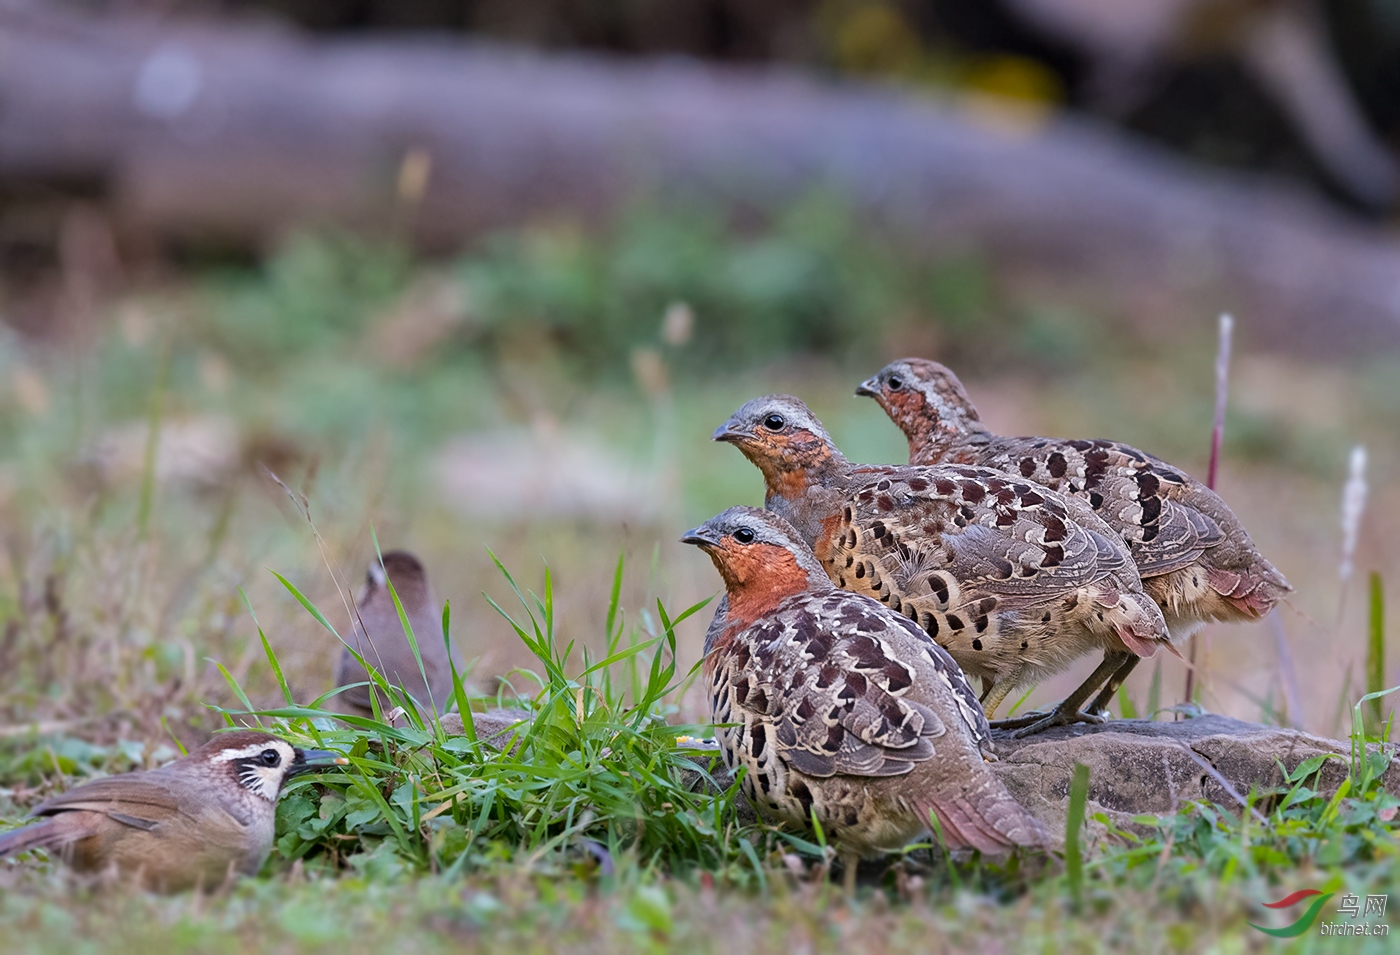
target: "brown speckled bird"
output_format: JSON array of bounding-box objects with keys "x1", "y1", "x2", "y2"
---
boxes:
[
  {"x1": 713, "y1": 395, "x2": 1172, "y2": 735},
  {"x1": 682, "y1": 506, "x2": 1050, "y2": 890},
  {"x1": 858, "y1": 358, "x2": 1292, "y2": 706},
  {"x1": 336, "y1": 551, "x2": 461, "y2": 719},
  {"x1": 0, "y1": 731, "x2": 344, "y2": 892}
]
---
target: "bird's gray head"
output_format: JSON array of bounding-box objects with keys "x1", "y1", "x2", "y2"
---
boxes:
[
  {"x1": 365, "y1": 550, "x2": 431, "y2": 605},
  {"x1": 856, "y1": 358, "x2": 983, "y2": 457},
  {"x1": 680, "y1": 505, "x2": 830, "y2": 600},
  {"x1": 711, "y1": 395, "x2": 847, "y2": 499},
  {"x1": 199, "y1": 731, "x2": 344, "y2": 802}
]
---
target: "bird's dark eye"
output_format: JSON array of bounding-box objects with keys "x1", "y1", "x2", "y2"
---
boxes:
[
  {"x1": 886, "y1": 375, "x2": 903, "y2": 391},
  {"x1": 259, "y1": 749, "x2": 280, "y2": 767},
  {"x1": 762, "y1": 413, "x2": 785, "y2": 431},
  {"x1": 733, "y1": 528, "x2": 756, "y2": 544}
]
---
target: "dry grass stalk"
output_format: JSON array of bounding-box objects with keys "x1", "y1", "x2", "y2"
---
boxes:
[{"x1": 1184, "y1": 314, "x2": 1233, "y2": 708}]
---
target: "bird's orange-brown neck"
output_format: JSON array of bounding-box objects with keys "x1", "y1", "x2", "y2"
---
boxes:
[
  {"x1": 880, "y1": 387, "x2": 985, "y2": 464},
  {"x1": 736, "y1": 429, "x2": 847, "y2": 505},
  {"x1": 705, "y1": 540, "x2": 821, "y2": 632}
]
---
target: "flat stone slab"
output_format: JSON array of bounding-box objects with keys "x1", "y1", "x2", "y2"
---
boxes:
[{"x1": 990, "y1": 715, "x2": 1400, "y2": 840}]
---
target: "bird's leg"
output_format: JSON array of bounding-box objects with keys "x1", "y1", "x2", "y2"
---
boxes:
[
  {"x1": 1006, "y1": 651, "x2": 1131, "y2": 738},
  {"x1": 985, "y1": 666, "x2": 1060, "y2": 728},
  {"x1": 994, "y1": 652, "x2": 1126, "y2": 731},
  {"x1": 842, "y1": 851, "x2": 859, "y2": 897},
  {"x1": 979, "y1": 678, "x2": 1017, "y2": 720},
  {"x1": 1053, "y1": 650, "x2": 1132, "y2": 717},
  {"x1": 1087, "y1": 655, "x2": 1142, "y2": 718}
]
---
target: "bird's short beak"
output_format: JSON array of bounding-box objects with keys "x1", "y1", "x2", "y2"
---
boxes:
[
  {"x1": 711, "y1": 419, "x2": 748, "y2": 443},
  {"x1": 292, "y1": 749, "x2": 350, "y2": 775},
  {"x1": 855, "y1": 377, "x2": 881, "y2": 398},
  {"x1": 680, "y1": 526, "x2": 720, "y2": 549}
]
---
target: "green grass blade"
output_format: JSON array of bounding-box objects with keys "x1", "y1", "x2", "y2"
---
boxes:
[
  {"x1": 604, "y1": 552, "x2": 625, "y2": 646},
  {"x1": 1352, "y1": 684, "x2": 1400, "y2": 772},
  {"x1": 210, "y1": 659, "x2": 261, "y2": 725},
  {"x1": 1006, "y1": 686, "x2": 1036, "y2": 718},
  {"x1": 1065, "y1": 762, "x2": 1090, "y2": 912},
  {"x1": 160, "y1": 716, "x2": 187, "y2": 756},
  {"x1": 485, "y1": 548, "x2": 535, "y2": 620},
  {"x1": 1366, "y1": 572, "x2": 1386, "y2": 735},
  {"x1": 135, "y1": 338, "x2": 171, "y2": 541},
  {"x1": 578, "y1": 638, "x2": 659, "y2": 678},
  {"x1": 271, "y1": 570, "x2": 342, "y2": 638},
  {"x1": 926, "y1": 809, "x2": 960, "y2": 891},
  {"x1": 666, "y1": 594, "x2": 715, "y2": 630},
  {"x1": 543, "y1": 564, "x2": 555, "y2": 655},
  {"x1": 737, "y1": 836, "x2": 767, "y2": 894},
  {"x1": 1117, "y1": 684, "x2": 1138, "y2": 720},
  {"x1": 440, "y1": 599, "x2": 482, "y2": 748},
  {"x1": 809, "y1": 806, "x2": 827, "y2": 852},
  {"x1": 346, "y1": 763, "x2": 414, "y2": 854},
  {"x1": 241, "y1": 587, "x2": 293, "y2": 706}
]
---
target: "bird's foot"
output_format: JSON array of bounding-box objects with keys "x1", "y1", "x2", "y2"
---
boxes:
[
  {"x1": 988, "y1": 708, "x2": 1054, "y2": 731},
  {"x1": 1007, "y1": 704, "x2": 1105, "y2": 739}
]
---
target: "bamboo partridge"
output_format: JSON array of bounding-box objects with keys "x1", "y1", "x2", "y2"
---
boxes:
[
  {"x1": 682, "y1": 506, "x2": 1050, "y2": 890},
  {"x1": 713, "y1": 395, "x2": 1172, "y2": 735},
  {"x1": 858, "y1": 358, "x2": 1292, "y2": 711},
  {"x1": 335, "y1": 551, "x2": 461, "y2": 719}
]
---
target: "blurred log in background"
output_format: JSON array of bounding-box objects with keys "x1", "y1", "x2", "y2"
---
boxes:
[{"x1": 2, "y1": 0, "x2": 1400, "y2": 355}]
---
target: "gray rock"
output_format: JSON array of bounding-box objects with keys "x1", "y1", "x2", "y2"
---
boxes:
[{"x1": 989, "y1": 715, "x2": 1400, "y2": 843}]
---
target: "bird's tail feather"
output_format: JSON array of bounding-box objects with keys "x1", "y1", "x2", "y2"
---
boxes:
[
  {"x1": 1103, "y1": 583, "x2": 1171, "y2": 658},
  {"x1": 0, "y1": 818, "x2": 71, "y2": 858},
  {"x1": 1208, "y1": 566, "x2": 1291, "y2": 619},
  {"x1": 921, "y1": 783, "x2": 1051, "y2": 854}
]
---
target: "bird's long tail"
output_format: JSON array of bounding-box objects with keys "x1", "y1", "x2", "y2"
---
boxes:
[{"x1": 0, "y1": 818, "x2": 72, "y2": 858}]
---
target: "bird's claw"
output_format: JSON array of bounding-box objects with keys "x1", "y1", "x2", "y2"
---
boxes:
[
  {"x1": 988, "y1": 709, "x2": 1054, "y2": 730},
  {"x1": 1008, "y1": 706, "x2": 1105, "y2": 739}
]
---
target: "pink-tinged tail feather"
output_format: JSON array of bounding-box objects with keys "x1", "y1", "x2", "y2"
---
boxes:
[
  {"x1": 1115, "y1": 625, "x2": 1160, "y2": 659},
  {"x1": 1112, "y1": 589, "x2": 1172, "y2": 658},
  {"x1": 921, "y1": 785, "x2": 1052, "y2": 854},
  {"x1": 1207, "y1": 567, "x2": 1290, "y2": 619}
]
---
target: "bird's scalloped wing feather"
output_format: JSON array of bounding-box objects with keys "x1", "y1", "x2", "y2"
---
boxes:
[
  {"x1": 986, "y1": 438, "x2": 1226, "y2": 578},
  {"x1": 833, "y1": 466, "x2": 1127, "y2": 610},
  {"x1": 729, "y1": 591, "x2": 991, "y2": 780}
]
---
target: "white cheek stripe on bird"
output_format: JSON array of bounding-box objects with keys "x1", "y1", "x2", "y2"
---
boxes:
[
  {"x1": 237, "y1": 767, "x2": 284, "y2": 801},
  {"x1": 211, "y1": 741, "x2": 291, "y2": 763}
]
